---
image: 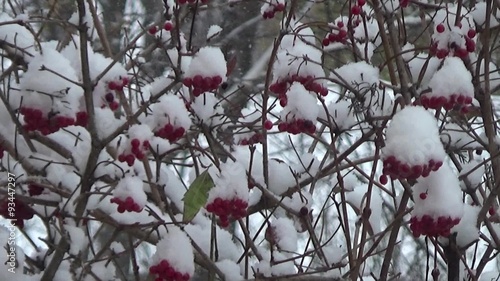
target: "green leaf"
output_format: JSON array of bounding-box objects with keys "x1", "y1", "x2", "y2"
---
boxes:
[{"x1": 182, "y1": 170, "x2": 215, "y2": 222}]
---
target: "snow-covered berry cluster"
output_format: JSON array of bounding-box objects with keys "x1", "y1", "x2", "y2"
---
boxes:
[
  {"x1": 270, "y1": 74, "x2": 328, "y2": 101},
  {"x1": 430, "y1": 24, "x2": 476, "y2": 59},
  {"x1": 110, "y1": 176, "x2": 147, "y2": 214},
  {"x1": 20, "y1": 107, "x2": 87, "y2": 135},
  {"x1": 410, "y1": 215, "x2": 461, "y2": 237},
  {"x1": 183, "y1": 47, "x2": 227, "y2": 98},
  {"x1": 429, "y1": 9, "x2": 476, "y2": 59},
  {"x1": 418, "y1": 57, "x2": 474, "y2": 113},
  {"x1": 238, "y1": 132, "x2": 263, "y2": 145},
  {"x1": 107, "y1": 77, "x2": 129, "y2": 92},
  {"x1": 116, "y1": 124, "x2": 154, "y2": 166},
  {"x1": 322, "y1": 21, "x2": 348, "y2": 46},
  {"x1": 409, "y1": 164, "x2": 464, "y2": 238},
  {"x1": 381, "y1": 106, "x2": 446, "y2": 182},
  {"x1": 277, "y1": 118, "x2": 316, "y2": 135},
  {"x1": 271, "y1": 24, "x2": 326, "y2": 136},
  {"x1": 381, "y1": 156, "x2": 443, "y2": 181},
  {"x1": 261, "y1": 0, "x2": 285, "y2": 19},
  {"x1": 0, "y1": 198, "x2": 34, "y2": 229},
  {"x1": 205, "y1": 162, "x2": 250, "y2": 227},
  {"x1": 206, "y1": 197, "x2": 248, "y2": 227},
  {"x1": 155, "y1": 124, "x2": 186, "y2": 143},
  {"x1": 118, "y1": 138, "x2": 150, "y2": 166},
  {"x1": 151, "y1": 228, "x2": 194, "y2": 281},
  {"x1": 19, "y1": 49, "x2": 86, "y2": 134},
  {"x1": 420, "y1": 94, "x2": 473, "y2": 112},
  {"x1": 110, "y1": 196, "x2": 142, "y2": 213},
  {"x1": 276, "y1": 83, "x2": 320, "y2": 135},
  {"x1": 182, "y1": 75, "x2": 223, "y2": 97},
  {"x1": 150, "y1": 260, "x2": 190, "y2": 281},
  {"x1": 147, "y1": 95, "x2": 191, "y2": 143}
]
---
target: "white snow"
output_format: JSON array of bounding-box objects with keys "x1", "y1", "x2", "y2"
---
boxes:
[
  {"x1": 449, "y1": 204, "x2": 480, "y2": 247},
  {"x1": 319, "y1": 99, "x2": 357, "y2": 131},
  {"x1": 215, "y1": 260, "x2": 243, "y2": 280},
  {"x1": 331, "y1": 61, "x2": 379, "y2": 87},
  {"x1": 428, "y1": 57, "x2": 474, "y2": 100},
  {"x1": 207, "y1": 25, "x2": 222, "y2": 39},
  {"x1": 279, "y1": 82, "x2": 320, "y2": 123},
  {"x1": 412, "y1": 164, "x2": 464, "y2": 220},
  {"x1": 152, "y1": 227, "x2": 195, "y2": 275},
  {"x1": 383, "y1": 106, "x2": 446, "y2": 166},
  {"x1": 345, "y1": 184, "x2": 383, "y2": 234},
  {"x1": 185, "y1": 46, "x2": 227, "y2": 79},
  {"x1": 459, "y1": 159, "x2": 485, "y2": 190},
  {"x1": 271, "y1": 217, "x2": 298, "y2": 252}
]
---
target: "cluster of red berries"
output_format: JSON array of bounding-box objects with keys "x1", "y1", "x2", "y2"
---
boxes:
[
  {"x1": 270, "y1": 75, "x2": 328, "y2": 105},
  {"x1": 150, "y1": 260, "x2": 190, "y2": 281},
  {"x1": 410, "y1": 215, "x2": 460, "y2": 237},
  {"x1": 206, "y1": 197, "x2": 248, "y2": 227},
  {"x1": 155, "y1": 124, "x2": 186, "y2": 143},
  {"x1": 399, "y1": 0, "x2": 410, "y2": 8},
  {"x1": 20, "y1": 107, "x2": 87, "y2": 135},
  {"x1": 430, "y1": 24, "x2": 476, "y2": 59},
  {"x1": 278, "y1": 119, "x2": 316, "y2": 135},
  {"x1": 322, "y1": 21, "x2": 348, "y2": 46},
  {"x1": 238, "y1": 133, "x2": 263, "y2": 145},
  {"x1": 0, "y1": 198, "x2": 35, "y2": 229},
  {"x1": 351, "y1": 0, "x2": 365, "y2": 15},
  {"x1": 148, "y1": 21, "x2": 174, "y2": 35},
  {"x1": 107, "y1": 77, "x2": 129, "y2": 92},
  {"x1": 118, "y1": 138, "x2": 150, "y2": 166},
  {"x1": 28, "y1": 183, "x2": 44, "y2": 196},
  {"x1": 182, "y1": 75, "x2": 223, "y2": 97},
  {"x1": 262, "y1": 2, "x2": 285, "y2": 19},
  {"x1": 380, "y1": 156, "x2": 443, "y2": 182},
  {"x1": 103, "y1": 92, "x2": 119, "y2": 111},
  {"x1": 419, "y1": 93, "x2": 473, "y2": 113},
  {"x1": 110, "y1": 196, "x2": 142, "y2": 213},
  {"x1": 176, "y1": 0, "x2": 208, "y2": 4}
]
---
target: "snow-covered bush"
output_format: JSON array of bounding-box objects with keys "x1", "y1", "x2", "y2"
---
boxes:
[{"x1": 0, "y1": 1, "x2": 499, "y2": 281}]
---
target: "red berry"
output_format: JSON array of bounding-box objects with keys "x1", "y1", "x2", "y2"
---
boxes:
[
  {"x1": 489, "y1": 207, "x2": 496, "y2": 216},
  {"x1": 131, "y1": 138, "x2": 140, "y2": 148},
  {"x1": 275, "y1": 3, "x2": 285, "y2": 11},
  {"x1": 183, "y1": 77, "x2": 193, "y2": 87},
  {"x1": 105, "y1": 93, "x2": 114, "y2": 103},
  {"x1": 163, "y1": 21, "x2": 173, "y2": 31},
  {"x1": 148, "y1": 26, "x2": 158, "y2": 35},
  {"x1": 467, "y1": 29, "x2": 476, "y2": 38},
  {"x1": 109, "y1": 101, "x2": 119, "y2": 111},
  {"x1": 351, "y1": 5, "x2": 362, "y2": 15},
  {"x1": 322, "y1": 38, "x2": 330, "y2": 46},
  {"x1": 108, "y1": 81, "x2": 118, "y2": 90},
  {"x1": 264, "y1": 120, "x2": 273, "y2": 130},
  {"x1": 358, "y1": 0, "x2": 366, "y2": 6},
  {"x1": 419, "y1": 193, "x2": 427, "y2": 200},
  {"x1": 379, "y1": 174, "x2": 388, "y2": 185},
  {"x1": 436, "y1": 24, "x2": 445, "y2": 33}
]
